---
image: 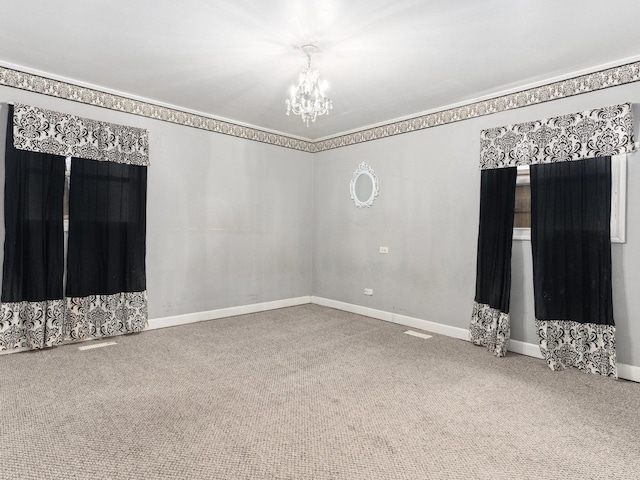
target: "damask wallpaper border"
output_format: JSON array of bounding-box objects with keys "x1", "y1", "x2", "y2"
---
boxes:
[
  {"x1": 1, "y1": 62, "x2": 639, "y2": 153},
  {"x1": 0, "y1": 66, "x2": 315, "y2": 153}
]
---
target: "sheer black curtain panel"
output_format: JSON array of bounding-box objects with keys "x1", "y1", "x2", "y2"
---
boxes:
[
  {"x1": 65, "y1": 158, "x2": 148, "y2": 340},
  {"x1": 470, "y1": 166, "x2": 517, "y2": 357},
  {"x1": 0, "y1": 105, "x2": 66, "y2": 350},
  {"x1": 66, "y1": 158, "x2": 147, "y2": 297},
  {"x1": 530, "y1": 156, "x2": 616, "y2": 376}
]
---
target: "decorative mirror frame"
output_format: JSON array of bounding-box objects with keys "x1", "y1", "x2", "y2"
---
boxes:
[{"x1": 350, "y1": 162, "x2": 379, "y2": 208}]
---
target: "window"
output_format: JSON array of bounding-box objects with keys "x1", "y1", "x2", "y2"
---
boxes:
[
  {"x1": 513, "y1": 155, "x2": 627, "y2": 243},
  {"x1": 63, "y1": 156, "x2": 71, "y2": 230},
  {"x1": 514, "y1": 166, "x2": 531, "y2": 229}
]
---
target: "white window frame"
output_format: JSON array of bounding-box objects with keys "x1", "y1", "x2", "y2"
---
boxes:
[
  {"x1": 513, "y1": 153, "x2": 628, "y2": 243},
  {"x1": 64, "y1": 156, "x2": 71, "y2": 232}
]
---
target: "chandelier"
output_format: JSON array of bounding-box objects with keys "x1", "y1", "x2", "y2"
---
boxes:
[{"x1": 286, "y1": 44, "x2": 332, "y2": 126}]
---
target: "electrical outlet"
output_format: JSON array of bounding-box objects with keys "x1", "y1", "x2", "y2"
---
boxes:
[
  {"x1": 363, "y1": 288, "x2": 373, "y2": 296},
  {"x1": 379, "y1": 246, "x2": 389, "y2": 254}
]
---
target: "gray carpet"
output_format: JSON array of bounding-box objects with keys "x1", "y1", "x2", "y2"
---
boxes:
[{"x1": 0, "y1": 304, "x2": 638, "y2": 479}]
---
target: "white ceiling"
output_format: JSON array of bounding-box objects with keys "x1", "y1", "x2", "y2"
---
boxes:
[{"x1": 1, "y1": 0, "x2": 640, "y2": 140}]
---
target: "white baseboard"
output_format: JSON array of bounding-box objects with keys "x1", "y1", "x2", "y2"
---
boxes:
[
  {"x1": 507, "y1": 339, "x2": 544, "y2": 359},
  {"x1": 310, "y1": 296, "x2": 639, "y2": 383},
  {"x1": 147, "y1": 296, "x2": 311, "y2": 330},
  {"x1": 1, "y1": 297, "x2": 312, "y2": 356},
  {"x1": 509, "y1": 339, "x2": 639, "y2": 383},
  {"x1": 617, "y1": 363, "x2": 640, "y2": 382},
  {"x1": 3, "y1": 294, "x2": 638, "y2": 383},
  {"x1": 311, "y1": 296, "x2": 469, "y2": 341}
]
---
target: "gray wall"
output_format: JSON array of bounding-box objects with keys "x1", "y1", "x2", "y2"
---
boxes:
[
  {"x1": 1, "y1": 78, "x2": 639, "y2": 369},
  {"x1": 312, "y1": 82, "x2": 640, "y2": 367},
  {"x1": 0, "y1": 86, "x2": 314, "y2": 320}
]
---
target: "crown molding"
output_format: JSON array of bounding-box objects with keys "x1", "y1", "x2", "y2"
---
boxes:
[
  {"x1": 314, "y1": 60, "x2": 640, "y2": 152},
  {"x1": 0, "y1": 63, "x2": 316, "y2": 152},
  {"x1": 2, "y1": 59, "x2": 639, "y2": 154},
  {"x1": 314, "y1": 54, "x2": 640, "y2": 143}
]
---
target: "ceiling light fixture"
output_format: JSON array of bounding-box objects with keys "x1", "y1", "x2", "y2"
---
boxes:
[{"x1": 286, "y1": 44, "x2": 332, "y2": 126}]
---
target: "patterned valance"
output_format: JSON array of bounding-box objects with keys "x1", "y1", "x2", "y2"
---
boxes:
[
  {"x1": 480, "y1": 103, "x2": 635, "y2": 169},
  {"x1": 12, "y1": 103, "x2": 149, "y2": 166}
]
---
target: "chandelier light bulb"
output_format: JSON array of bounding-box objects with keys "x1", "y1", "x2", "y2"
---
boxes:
[{"x1": 286, "y1": 44, "x2": 332, "y2": 126}]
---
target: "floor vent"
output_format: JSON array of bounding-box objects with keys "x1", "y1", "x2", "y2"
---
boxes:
[
  {"x1": 78, "y1": 341, "x2": 117, "y2": 351},
  {"x1": 404, "y1": 330, "x2": 432, "y2": 340}
]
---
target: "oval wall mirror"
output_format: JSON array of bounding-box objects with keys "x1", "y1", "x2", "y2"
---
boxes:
[{"x1": 350, "y1": 162, "x2": 379, "y2": 208}]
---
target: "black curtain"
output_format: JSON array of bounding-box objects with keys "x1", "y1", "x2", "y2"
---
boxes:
[
  {"x1": 0, "y1": 105, "x2": 66, "y2": 351},
  {"x1": 2, "y1": 105, "x2": 65, "y2": 303},
  {"x1": 474, "y1": 167, "x2": 517, "y2": 312},
  {"x1": 470, "y1": 166, "x2": 516, "y2": 356},
  {"x1": 66, "y1": 158, "x2": 147, "y2": 297},
  {"x1": 530, "y1": 156, "x2": 616, "y2": 376},
  {"x1": 530, "y1": 157, "x2": 613, "y2": 326}
]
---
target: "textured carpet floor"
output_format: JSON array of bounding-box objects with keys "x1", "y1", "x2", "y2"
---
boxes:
[{"x1": 0, "y1": 304, "x2": 639, "y2": 479}]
